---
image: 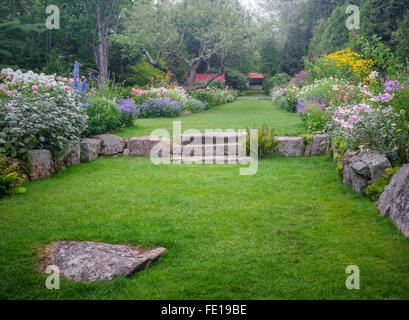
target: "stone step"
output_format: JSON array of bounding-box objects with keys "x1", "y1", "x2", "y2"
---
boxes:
[
  {"x1": 179, "y1": 132, "x2": 247, "y2": 145},
  {"x1": 172, "y1": 143, "x2": 241, "y2": 156},
  {"x1": 171, "y1": 155, "x2": 251, "y2": 164}
]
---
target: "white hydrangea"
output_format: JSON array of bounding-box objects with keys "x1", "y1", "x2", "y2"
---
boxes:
[
  {"x1": 1, "y1": 68, "x2": 64, "y2": 87},
  {"x1": 149, "y1": 86, "x2": 190, "y2": 104}
]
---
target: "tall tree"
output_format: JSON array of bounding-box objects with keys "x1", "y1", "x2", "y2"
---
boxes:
[
  {"x1": 260, "y1": 36, "x2": 280, "y2": 76},
  {"x1": 119, "y1": 0, "x2": 254, "y2": 88},
  {"x1": 393, "y1": 9, "x2": 409, "y2": 62},
  {"x1": 361, "y1": 0, "x2": 409, "y2": 47},
  {"x1": 117, "y1": 0, "x2": 180, "y2": 81},
  {"x1": 79, "y1": 0, "x2": 131, "y2": 84}
]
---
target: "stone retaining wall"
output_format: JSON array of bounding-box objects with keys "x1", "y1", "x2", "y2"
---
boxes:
[
  {"x1": 29, "y1": 135, "x2": 171, "y2": 180},
  {"x1": 332, "y1": 148, "x2": 409, "y2": 237},
  {"x1": 28, "y1": 134, "x2": 332, "y2": 180}
]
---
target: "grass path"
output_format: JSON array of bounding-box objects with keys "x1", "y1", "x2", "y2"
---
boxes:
[
  {"x1": 1, "y1": 156, "x2": 409, "y2": 300},
  {"x1": 115, "y1": 99, "x2": 306, "y2": 138}
]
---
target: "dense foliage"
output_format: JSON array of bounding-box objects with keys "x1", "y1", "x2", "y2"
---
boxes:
[
  {"x1": 263, "y1": 73, "x2": 291, "y2": 94},
  {"x1": 273, "y1": 33, "x2": 409, "y2": 166},
  {"x1": 0, "y1": 69, "x2": 88, "y2": 158},
  {"x1": 224, "y1": 68, "x2": 247, "y2": 91},
  {"x1": 246, "y1": 124, "x2": 281, "y2": 158},
  {"x1": 85, "y1": 97, "x2": 134, "y2": 136}
]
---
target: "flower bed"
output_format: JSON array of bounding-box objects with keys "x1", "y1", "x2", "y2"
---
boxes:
[
  {"x1": 118, "y1": 98, "x2": 183, "y2": 118},
  {"x1": 0, "y1": 69, "x2": 88, "y2": 158},
  {"x1": 272, "y1": 40, "x2": 409, "y2": 166}
]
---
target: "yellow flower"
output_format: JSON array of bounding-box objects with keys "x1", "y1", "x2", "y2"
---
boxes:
[{"x1": 400, "y1": 110, "x2": 406, "y2": 115}]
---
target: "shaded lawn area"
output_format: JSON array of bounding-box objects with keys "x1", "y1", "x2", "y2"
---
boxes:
[
  {"x1": 115, "y1": 100, "x2": 306, "y2": 138},
  {"x1": 1, "y1": 156, "x2": 409, "y2": 300}
]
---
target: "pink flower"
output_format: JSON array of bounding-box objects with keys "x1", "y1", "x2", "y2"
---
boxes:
[
  {"x1": 341, "y1": 121, "x2": 353, "y2": 129},
  {"x1": 132, "y1": 88, "x2": 137, "y2": 93},
  {"x1": 45, "y1": 93, "x2": 50, "y2": 98},
  {"x1": 45, "y1": 84, "x2": 51, "y2": 89},
  {"x1": 349, "y1": 116, "x2": 360, "y2": 124},
  {"x1": 64, "y1": 86, "x2": 70, "y2": 91},
  {"x1": 33, "y1": 91, "x2": 38, "y2": 95},
  {"x1": 353, "y1": 105, "x2": 362, "y2": 114},
  {"x1": 157, "y1": 93, "x2": 161, "y2": 97},
  {"x1": 32, "y1": 85, "x2": 38, "y2": 91}
]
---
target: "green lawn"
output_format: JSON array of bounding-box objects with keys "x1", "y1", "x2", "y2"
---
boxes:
[
  {"x1": 115, "y1": 100, "x2": 306, "y2": 138},
  {"x1": 1, "y1": 156, "x2": 409, "y2": 300}
]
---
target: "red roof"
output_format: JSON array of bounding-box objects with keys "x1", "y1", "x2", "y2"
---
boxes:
[
  {"x1": 195, "y1": 73, "x2": 226, "y2": 83},
  {"x1": 247, "y1": 73, "x2": 264, "y2": 79}
]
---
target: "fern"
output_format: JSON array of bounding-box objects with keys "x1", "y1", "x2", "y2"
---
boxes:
[
  {"x1": 0, "y1": 155, "x2": 26, "y2": 198},
  {"x1": 246, "y1": 124, "x2": 281, "y2": 158}
]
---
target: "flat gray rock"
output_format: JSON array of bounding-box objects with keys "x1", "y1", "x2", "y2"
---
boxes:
[
  {"x1": 276, "y1": 137, "x2": 304, "y2": 157},
  {"x1": 311, "y1": 134, "x2": 328, "y2": 155},
  {"x1": 342, "y1": 150, "x2": 391, "y2": 194},
  {"x1": 128, "y1": 136, "x2": 170, "y2": 157},
  {"x1": 28, "y1": 150, "x2": 55, "y2": 181},
  {"x1": 59, "y1": 143, "x2": 81, "y2": 169},
  {"x1": 39, "y1": 241, "x2": 167, "y2": 282},
  {"x1": 94, "y1": 134, "x2": 125, "y2": 155},
  {"x1": 80, "y1": 138, "x2": 102, "y2": 162}
]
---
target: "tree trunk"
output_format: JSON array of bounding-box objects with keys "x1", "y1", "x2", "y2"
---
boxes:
[
  {"x1": 206, "y1": 58, "x2": 211, "y2": 72},
  {"x1": 96, "y1": 0, "x2": 109, "y2": 85},
  {"x1": 185, "y1": 61, "x2": 201, "y2": 88}
]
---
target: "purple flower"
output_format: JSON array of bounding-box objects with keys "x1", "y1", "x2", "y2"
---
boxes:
[
  {"x1": 117, "y1": 99, "x2": 138, "y2": 114},
  {"x1": 372, "y1": 93, "x2": 395, "y2": 102},
  {"x1": 384, "y1": 80, "x2": 404, "y2": 93}
]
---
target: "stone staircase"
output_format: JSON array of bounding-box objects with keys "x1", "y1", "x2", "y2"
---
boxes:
[
  {"x1": 171, "y1": 131, "x2": 251, "y2": 164},
  {"x1": 246, "y1": 85, "x2": 265, "y2": 95}
]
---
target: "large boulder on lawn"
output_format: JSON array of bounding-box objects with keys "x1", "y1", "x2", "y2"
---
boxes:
[
  {"x1": 80, "y1": 138, "x2": 102, "y2": 162},
  {"x1": 276, "y1": 137, "x2": 304, "y2": 157},
  {"x1": 343, "y1": 150, "x2": 391, "y2": 194},
  {"x1": 28, "y1": 150, "x2": 55, "y2": 181},
  {"x1": 38, "y1": 241, "x2": 167, "y2": 282},
  {"x1": 128, "y1": 136, "x2": 171, "y2": 158},
  {"x1": 94, "y1": 134, "x2": 125, "y2": 155},
  {"x1": 377, "y1": 164, "x2": 409, "y2": 237}
]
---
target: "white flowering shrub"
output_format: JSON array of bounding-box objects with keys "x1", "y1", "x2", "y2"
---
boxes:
[
  {"x1": 0, "y1": 69, "x2": 88, "y2": 158},
  {"x1": 297, "y1": 77, "x2": 348, "y2": 102},
  {"x1": 158, "y1": 87, "x2": 189, "y2": 104},
  {"x1": 328, "y1": 103, "x2": 399, "y2": 157},
  {"x1": 131, "y1": 87, "x2": 190, "y2": 105}
]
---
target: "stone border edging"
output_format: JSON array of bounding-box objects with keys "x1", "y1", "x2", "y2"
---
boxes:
[{"x1": 28, "y1": 134, "x2": 331, "y2": 180}]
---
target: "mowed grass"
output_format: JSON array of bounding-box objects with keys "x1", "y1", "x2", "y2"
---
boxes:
[
  {"x1": 1, "y1": 156, "x2": 409, "y2": 300},
  {"x1": 115, "y1": 99, "x2": 306, "y2": 138}
]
